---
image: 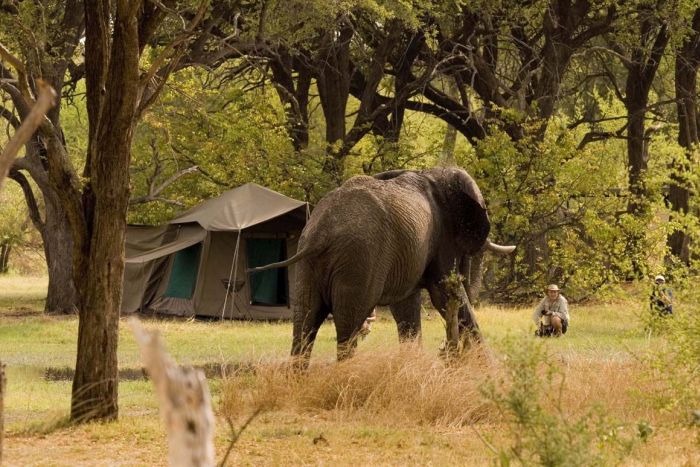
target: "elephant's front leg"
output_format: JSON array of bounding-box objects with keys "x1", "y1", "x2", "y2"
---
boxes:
[
  {"x1": 389, "y1": 291, "x2": 422, "y2": 342},
  {"x1": 427, "y1": 282, "x2": 482, "y2": 352}
]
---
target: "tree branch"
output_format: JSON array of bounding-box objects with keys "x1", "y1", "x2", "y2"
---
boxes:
[
  {"x1": 129, "y1": 165, "x2": 199, "y2": 206},
  {"x1": 0, "y1": 41, "x2": 33, "y2": 104},
  {"x1": 137, "y1": 0, "x2": 210, "y2": 115},
  {"x1": 8, "y1": 168, "x2": 44, "y2": 229},
  {"x1": 0, "y1": 81, "x2": 56, "y2": 188}
]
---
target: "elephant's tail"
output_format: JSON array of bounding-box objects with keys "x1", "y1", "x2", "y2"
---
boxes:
[
  {"x1": 485, "y1": 240, "x2": 516, "y2": 255},
  {"x1": 247, "y1": 247, "x2": 317, "y2": 273}
]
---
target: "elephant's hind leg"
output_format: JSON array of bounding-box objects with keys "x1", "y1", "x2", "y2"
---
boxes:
[
  {"x1": 389, "y1": 291, "x2": 422, "y2": 342},
  {"x1": 331, "y1": 286, "x2": 377, "y2": 361},
  {"x1": 291, "y1": 287, "x2": 328, "y2": 368}
]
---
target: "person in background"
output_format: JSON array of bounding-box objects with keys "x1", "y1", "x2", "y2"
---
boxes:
[
  {"x1": 532, "y1": 284, "x2": 570, "y2": 337},
  {"x1": 649, "y1": 275, "x2": 673, "y2": 316}
]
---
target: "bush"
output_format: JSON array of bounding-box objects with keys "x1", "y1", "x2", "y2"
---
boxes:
[
  {"x1": 481, "y1": 337, "x2": 642, "y2": 466},
  {"x1": 642, "y1": 304, "x2": 700, "y2": 424}
]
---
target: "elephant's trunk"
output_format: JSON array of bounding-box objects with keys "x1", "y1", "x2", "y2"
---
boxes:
[{"x1": 485, "y1": 240, "x2": 516, "y2": 255}]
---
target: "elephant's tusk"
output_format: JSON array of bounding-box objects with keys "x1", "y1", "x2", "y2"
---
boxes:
[{"x1": 486, "y1": 240, "x2": 516, "y2": 255}]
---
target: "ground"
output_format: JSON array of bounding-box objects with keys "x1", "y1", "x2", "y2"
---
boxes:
[{"x1": 0, "y1": 274, "x2": 698, "y2": 466}]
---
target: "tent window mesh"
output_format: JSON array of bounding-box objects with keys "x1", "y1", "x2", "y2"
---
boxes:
[
  {"x1": 164, "y1": 242, "x2": 202, "y2": 299},
  {"x1": 247, "y1": 238, "x2": 288, "y2": 306}
]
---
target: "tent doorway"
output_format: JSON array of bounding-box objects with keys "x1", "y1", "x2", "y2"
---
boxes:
[
  {"x1": 247, "y1": 238, "x2": 288, "y2": 306},
  {"x1": 164, "y1": 242, "x2": 202, "y2": 299}
]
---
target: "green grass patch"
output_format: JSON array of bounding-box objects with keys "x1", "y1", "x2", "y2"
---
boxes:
[{"x1": 1, "y1": 275, "x2": 697, "y2": 466}]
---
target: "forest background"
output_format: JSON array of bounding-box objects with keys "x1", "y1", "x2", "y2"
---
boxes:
[{"x1": 1, "y1": 0, "x2": 700, "y2": 425}]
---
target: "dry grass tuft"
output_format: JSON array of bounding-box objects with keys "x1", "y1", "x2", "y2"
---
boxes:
[{"x1": 221, "y1": 344, "x2": 499, "y2": 427}]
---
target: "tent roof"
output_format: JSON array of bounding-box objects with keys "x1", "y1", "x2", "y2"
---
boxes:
[
  {"x1": 125, "y1": 224, "x2": 206, "y2": 264},
  {"x1": 169, "y1": 183, "x2": 307, "y2": 231}
]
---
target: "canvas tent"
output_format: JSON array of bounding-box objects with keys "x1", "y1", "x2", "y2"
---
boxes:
[{"x1": 122, "y1": 183, "x2": 308, "y2": 320}]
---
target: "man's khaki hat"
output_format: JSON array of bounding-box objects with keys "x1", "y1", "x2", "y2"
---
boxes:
[{"x1": 546, "y1": 284, "x2": 560, "y2": 292}]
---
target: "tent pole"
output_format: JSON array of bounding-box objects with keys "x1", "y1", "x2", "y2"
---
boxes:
[{"x1": 220, "y1": 230, "x2": 242, "y2": 321}]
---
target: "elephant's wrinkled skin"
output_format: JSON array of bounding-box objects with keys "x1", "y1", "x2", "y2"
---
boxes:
[{"x1": 251, "y1": 167, "x2": 514, "y2": 364}]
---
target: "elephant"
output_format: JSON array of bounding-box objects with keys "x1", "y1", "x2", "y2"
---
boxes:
[{"x1": 250, "y1": 167, "x2": 515, "y2": 364}]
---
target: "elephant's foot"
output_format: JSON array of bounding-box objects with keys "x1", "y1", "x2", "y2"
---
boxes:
[
  {"x1": 289, "y1": 353, "x2": 311, "y2": 371},
  {"x1": 336, "y1": 339, "x2": 358, "y2": 361}
]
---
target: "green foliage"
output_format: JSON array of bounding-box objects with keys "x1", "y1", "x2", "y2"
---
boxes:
[
  {"x1": 642, "y1": 296, "x2": 700, "y2": 425},
  {"x1": 453, "y1": 108, "x2": 674, "y2": 299},
  {"x1": 0, "y1": 183, "x2": 38, "y2": 273},
  {"x1": 482, "y1": 337, "x2": 642, "y2": 466},
  {"x1": 128, "y1": 68, "x2": 317, "y2": 224}
]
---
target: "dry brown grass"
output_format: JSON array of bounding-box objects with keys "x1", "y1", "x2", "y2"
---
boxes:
[
  {"x1": 219, "y1": 342, "x2": 658, "y2": 426},
  {"x1": 221, "y1": 344, "x2": 499, "y2": 428},
  {"x1": 218, "y1": 339, "x2": 700, "y2": 466}
]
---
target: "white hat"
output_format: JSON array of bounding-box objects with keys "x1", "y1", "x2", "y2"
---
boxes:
[
  {"x1": 546, "y1": 284, "x2": 560, "y2": 292},
  {"x1": 654, "y1": 275, "x2": 665, "y2": 283}
]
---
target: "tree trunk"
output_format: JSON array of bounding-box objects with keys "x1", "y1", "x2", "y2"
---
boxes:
[
  {"x1": 668, "y1": 9, "x2": 700, "y2": 264},
  {"x1": 70, "y1": 2, "x2": 141, "y2": 423},
  {"x1": 43, "y1": 200, "x2": 78, "y2": 313},
  {"x1": 0, "y1": 243, "x2": 10, "y2": 274},
  {"x1": 317, "y1": 26, "x2": 353, "y2": 185},
  {"x1": 440, "y1": 79, "x2": 458, "y2": 166},
  {"x1": 11, "y1": 162, "x2": 79, "y2": 313},
  {"x1": 626, "y1": 94, "x2": 649, "y2": 215}
]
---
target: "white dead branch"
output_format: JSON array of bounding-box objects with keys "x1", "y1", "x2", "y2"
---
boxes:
[
  {"x1": 128, "y1": 318, "x2": 215, "y2": 467},
  {"x1": 0, "y1": 80, "x2": 57, "y2": 189}
]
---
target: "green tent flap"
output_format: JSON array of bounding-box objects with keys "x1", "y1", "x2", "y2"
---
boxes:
[
  {"x1": 247, "y1": 238, "x2": 288, "y2": 305},
  {"x1": 164, "y1": 242, "x2": 202, "y2": 299}
]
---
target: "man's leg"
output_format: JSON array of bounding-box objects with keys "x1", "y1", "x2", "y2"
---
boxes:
[{"x1": 551, "y1": 315, "x2": 563, "y2": 337}]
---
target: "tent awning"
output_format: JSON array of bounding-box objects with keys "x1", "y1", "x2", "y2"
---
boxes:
[
  {"x1": 125, "y1": 225, "x2": 206, "y2": 264},
  {"x1": 169, "y1": 183, "x2": 307, "y2": 231}
]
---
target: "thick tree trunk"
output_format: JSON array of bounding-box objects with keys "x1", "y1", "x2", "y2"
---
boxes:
[
  {"x1": 0, "y1": 244, "x2": 10, "y2": 273},
  {"x1": 317, "y1": 26, "x2": 353, "y2": 185},
  {"x1": 70, "y1": 3, "x2": 140, "y2": 423},
  {"x1": 43, "y1": 201, "x2": 78, "y2": 313},
  {"x1": 12, "y1": 163, "x2": 79, "y2": 313},
  {"x1": 270, "y1": 57, "x2": 311, "y2": 153},
  {"x1": 626, "y1": 96, "x2": 649, "y2": 215},
  {"x1": 668, "y1": 9, "x2": 700, "y2": 263}
]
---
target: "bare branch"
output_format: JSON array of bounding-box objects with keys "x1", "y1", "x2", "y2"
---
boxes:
[
  {"x1": 8, "y1": 168, "x2": 44, "y2": 229},
  {"x1": 0, "y1": 80, "x2": 56, "y2": 188},
  {"x1": 137, "y1": 0, "x2": 210, "y2": 114},
  {"x1": 129, "y1": 165, "x2": 199, "y2": 206},
  {"x1": 0, "y1": 41, "x2": 33, "y2": 103}
]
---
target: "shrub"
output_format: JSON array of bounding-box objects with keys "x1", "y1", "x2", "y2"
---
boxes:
[{"x1": 481, "y1": 337, "x2": 642, "y2": 466}]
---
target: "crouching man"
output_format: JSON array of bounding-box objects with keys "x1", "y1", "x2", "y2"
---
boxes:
[{"x1": 532, "y1": 284, "x2": 569, "y2": 337}]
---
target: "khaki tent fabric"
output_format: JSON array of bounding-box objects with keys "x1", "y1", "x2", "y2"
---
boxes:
[
  {"x1": 170, "y1": 183, "x2": 307, "y2": 231},
  {"x1": 125, "y1": 225, "x2": 206, "y2": 264},
  {"x1": 122, "y1": 183, "x2": 307, "y2": 320},
  {"x1": 122, "y1": 225, "x2": 172, "y2": 314}
]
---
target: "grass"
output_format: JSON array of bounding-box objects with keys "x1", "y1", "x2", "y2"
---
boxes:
[{"x1": 1, "y1": 274, "x2": 698, "y2": 465}]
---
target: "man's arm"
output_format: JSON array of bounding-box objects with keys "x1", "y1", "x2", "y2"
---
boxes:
[
  {"x1": 532, "y1": 299, "x2": 546, "y2": 324},
  {"x1": 558, "y1": 297, "x2": 570, "y2": 321}
]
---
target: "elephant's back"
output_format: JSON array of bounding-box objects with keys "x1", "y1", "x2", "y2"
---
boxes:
[{"x1": 301, "y1": 176, "x2": 434, "y2": 301}]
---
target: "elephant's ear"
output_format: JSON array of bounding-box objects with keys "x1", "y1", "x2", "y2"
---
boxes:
[{"x1": 450, "y1": 172, "x2": 490, "y2": 252}]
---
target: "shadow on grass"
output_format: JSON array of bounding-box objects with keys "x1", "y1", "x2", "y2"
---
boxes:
[{"x1": 44, "y1": 362, "x2": 259, "y2": 382}]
